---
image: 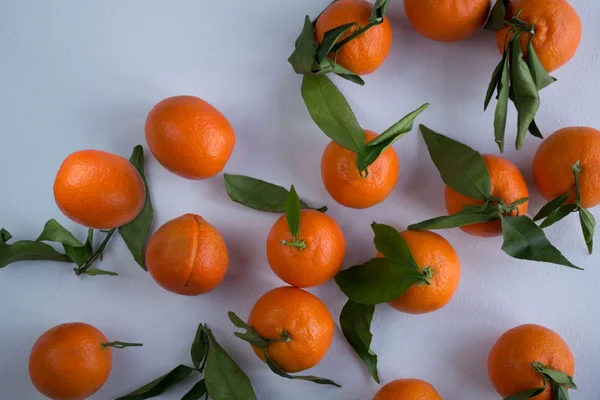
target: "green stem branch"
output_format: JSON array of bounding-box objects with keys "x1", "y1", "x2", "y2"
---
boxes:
[
  {"x1": 76, "y1": 228, "x2": 116, "y2": 275},
  {"x1": 101, "y1": 341, "x2": 143, "y2": 350}
]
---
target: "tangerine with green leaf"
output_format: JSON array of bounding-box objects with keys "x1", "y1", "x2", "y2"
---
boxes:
[
  {"x1": 247, "y1": 286, "x2": 334, "y2": 373},
  {"x1": 495, "y1": 0, "x2": 582, "y2": 73},
  {"x1": 53, "y1": 150, "x2": 146, "y2": 230},
  {"x1": 145, "y1": 214, "x2": 228, "y2": 296},
  {"x1": 315, "y1": 0, "x2": 392, "y2": 75},
  {"x1": 533, "y1": 127, "x2": 600, "y2": 209},
  {"x1": 445, "y1": 154, "x2": 529, "y2": 237},
  {"x1": 378, "y1": 230, "x2": 461, "y2": 314},
  {"x1": 373, "y1": 378, "x2": 443, "y2": 400},
  {"x1": 321, "y1": 130, "x2": 400, "y2": 209},
  {"x1": 267, "y1": 209, "x2": 346, "y2": 288},
  {"x1": 29, "y1": 322, "x2": 141, "y2": 400},
  {"x1": 488, "y1": 324, "x2": 575, "y2": 399},
  {"x1": 404, "y1": 0, "x2": 490, "y2": 42}
]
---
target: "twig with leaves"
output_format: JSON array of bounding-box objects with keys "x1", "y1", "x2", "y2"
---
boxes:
[{"x1": 504, "y1": 362, "x2": 577, "y2": 400}]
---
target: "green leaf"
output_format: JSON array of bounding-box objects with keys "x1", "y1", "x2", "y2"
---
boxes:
[
  {"x1": 288, "y1": 16, "x2": 317, "y2": 75},
  {"x1": 510, "y1": 37, "x2": 540, "y2": 150},
  {"x1": 371, "y1": 222, "x2": 418, "y2": 269},
  {"x1": 263, "y1": 347, "x2": 341, "y2": 387},
  {"x1": 370, "y1": 0, "x2": 390, "y2": 23},
  {"x1": 224, "y1": 174, "x2": 326, "y2": 213},
  {"x1": 484, "y1": 56, "x2": 505, "y2": 111},
  {"x1": 316, "y1": 23, "x2": 357, "y2": 63},
  {"x1": 533, "y1": 363, "x2": 578, "y2": 389},
  {"x1": 533, "y1": 192, "x2": 572, "y2": 221},
  {"x1": 503, "y1": 387, "x2": 546, "y2": 400},
  {"x1": 335, "y1": 258, "x2": 426, "y2": 305},
  {"x1": 36, "y1": 219, "x2": 90, "y2": 266},
  {"x1": 408, "y1": 209, "x2": 500, "y2": 231},
  {"x1": 333, "y1": 71, "x2": 365, "y2": 86},
  {"x1": 228, "y1": 311, "x2": 269, "y2": 348},
  {"x1": 579, "y1": 207, "x2": 595, "y2": 254},
  {"x1": 419, "y1": 125, "x2": 491, "y2": 200},
  {"x1": 339, "y1": 300, "x2": 379, "y2": 383},
  {"x1": 500, "y1": 216, "x2": 581, "y2": 270},
  {"x1": 0, "y1": 228, "x2": 72, "y2": 269},
  {"x1": 356, "y1": 103, "x2": 429, "y2": 174},
  {"x1": 553, "y1": 384, "x2": 570, "y2": 400},
  {"x1": 485, "y1": 0, "x2": 508, "y2": 31},
  {"x1": 528, "y1": 119, "x2": 544, "y2": 139},
  {"x1": 317, "y1": 57, "x2": 365, "y2": 86},
  {"x1": 116, "y1": 365, "x2": 194, "y2": 400},
  {"x1": 527, "y1": 39, "x2": 556, "y2": 91},
  {"x1": 494, "y1": 53, "x2": 510, "y2": 152},
  {"x1": 181, "y1": 380, "x2": 207, "y2": 400},
  {"x1": 201, "y1": 325, "x2": 258, "y2": 400},
  {"x1": 119, "y1": 145, "x2": 154, "y2": 271},
  {"x1": 191, "y1": 324, "x2": 208, "y2": 369},
  {"x1": 84, "y1": 267, "x2": 118, "y2": 276},
  {"x1": 539, "y1": 204, "x2": 577, "y2": 229},
  {"x1": 285, "y1": 185, "x2": 301, "y2": 239},
  {"x1": 301, "y1": 74, "x2": 365, "y2": 152}
]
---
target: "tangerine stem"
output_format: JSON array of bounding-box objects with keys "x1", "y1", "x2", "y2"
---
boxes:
[
  {"x1": 101, "y1": 341, "x2": 143, "y2": 350},
  {"x1": 280, "y1": 239, "x2": 307, "y2": 250},
  {"x1": 76, "y1": 228, "x2": 116, "y2": 276}
]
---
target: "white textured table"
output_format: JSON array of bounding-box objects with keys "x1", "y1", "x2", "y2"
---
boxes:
[{"x1": 0, "y1": 1, "x2": 598, "y2": 399}]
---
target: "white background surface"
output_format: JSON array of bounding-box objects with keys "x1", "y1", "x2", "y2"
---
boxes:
[{"x1": 0, "y1": 0, "x2": 598, "y2": 399}]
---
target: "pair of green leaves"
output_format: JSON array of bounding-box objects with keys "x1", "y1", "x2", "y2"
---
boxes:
[
  {"x1": 408, "y1": 126, "x2": 581, "y2": 270},
  {"x1": 301, "y1": 73, "x2": 428, "y2": 176},
  {"x1": 533, "y1": 162, "x2": 596, "y2": 254},
  {"x1": 288, "y1": 0, "x2": 391, "y2": 85},
  {"x1": 505, "y1": 362, "x2": 577, "y2": 400},
  {"x1": 335, "y1": 223, "x2": 429, "y2": 383},
  {"x1": 117, "y1": 323, "x2": 257, "y2": 400},
  {"x1": 228, "y1": 312, "x2": 341, "y2": 387},
  {"x1": 0, "y1": 145, "x2": 154, "y2": 276},
  {"x1": 485, "y1": 8, "x2": 555, "y2": 151}
]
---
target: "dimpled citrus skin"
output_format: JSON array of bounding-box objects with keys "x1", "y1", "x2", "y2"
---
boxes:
[
  {"x1": 321, "y1": 131, "x2": 399, "y2": 209},
  {"x1": 315, "y1": 0, "x2": 392, "y2": 75},
  {"x1": 533, "y1": 127, "x2": 600, "y2": 209},
  {"x1": 247, "y1": 286, "x2": 334, "y2": 373},
  {"x1": 488, "y1": 324, "x2": 575, "y2": 400},
  {"x1": 53, "y1": 150, "x2": 146, "y2": 230},
  {"x1": 145, "y1": 95, "x2": 235, "y2": 180},
  {"x1": 373, "y1": 378, "x2": 443, "y2": 400},
  {"x1": 384, "y1": 230, "x2": 461, "y2": 314},
  {"x1": 445, "y1": 154, "x2": 529, "y2": 237},
  {"x1": 29, "y1": 322, "x2": 112, "y2": 400},
  {"x1": 266, "y1": 210, "x2": 346, "y2": 288},
  {"x1": 496, "y1": 0, "x2": 582, "y2": 73},
  {"x1": 405, "y1": 0, "x2": 490, "y2": 42},
  {"x1": 145, "y1": 214, "x2": 228, "y2": 296}
]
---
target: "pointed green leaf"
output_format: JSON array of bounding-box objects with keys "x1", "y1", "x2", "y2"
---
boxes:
[
  {"x1": 119, "y1": 145, "x2": 154, "y2": 270},
  {"x1": 0, "y1": 228, "x2": 72, "y2": 268},
  {"x1": 527, "y1": 40, "x2": 556, "y2": 91},
  {"x1": 229, "y1": 312, "x2": 269, "y2": 348},
  {"x1": 494, "y1": 53, "x2": 510, "y2": 152},
  {"x1": 201, "y1": 325, "x2": 258, "y2": 400},
  {"x1": 316, "y1": 23, "x2": 357, "y2": 63},
  {"x1": 301, "y1": 74, "x2": 365, "y2": 152},
  {"x1": 116, "y1": 365, "x2": 194, "y2": 399},
  {"x1": 263, "y1": 347, "x2": 341, "y2": 387},
  {"x1": 356, "y1": 103, "x2": 429, "y2": 173},
  {"x1": 510, "y1": 37, "x2": 540, "y2": 150},
  {"x1": 191, "y1": 324, "x2": 208, "y2": 369},
  {"x1": 370, "y1": 0, "x2": 390, "y2": 23},
  {"x1": 181, "y1": 380, "x2": 207, "y2": 400},
  {"x1": 285, "y1": 185, "x2": 301, "y2": 239},
  {"x1": 533, "y1": 363, "x2": 578, "y2": 389},
  {"x1": 503, "y1": 387, "x2": 546, "y2": 400},
  {"x1": 528, "y1": 119, "x2": 544, "y2": 139},
  {"x1": 224, "y1": 174, "x2": 326, "y2": 213},
  {"x1": 371, "y1": 222, "x2": 418, "y2": 269},
  {"x1": 317, "y1": 57, "x2": 365, "y2": 86},
  {"x1": 335, "y1": 258, "x2": 426, "y2": 305},
  {"x1": 485, "y1": 0, "x2": 508, "y2": 31},
  {"x1": 553, "y1": 383, "x2": 570, "y2": 400},
  {"x1": 539, "y1": 204, "x2": 577, "y2": 229},
  {"x1": 485, "y1": 55, "x2": 505, "y2": 111},
  {"x1": 36, "y1": 219, "x2": 90, "y2": 266},
  {"x1": 408, "y1": 209, "x2": 500, "y2": 231},
  {"x1": 501, "y1": 216, "x2": 581, "y2": 269},
  {"x1": 420, "y1": 125, "x2": 491, "y2": 200},
  {"x1": 533, "y1": 192, "x2": 572, "y2": 221},
  {"x1": 288, "y1": 16, "x2": 317, "y2": 75},
  {"x1": 84, "y1": 268, "x2": 118, "y2": 276},
  {"x1": 579, "y1": 207, "x2": 595, "y2": 254},
  {"x1": 340, "y1": 300, "x2": 379, "y2": 383}
]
